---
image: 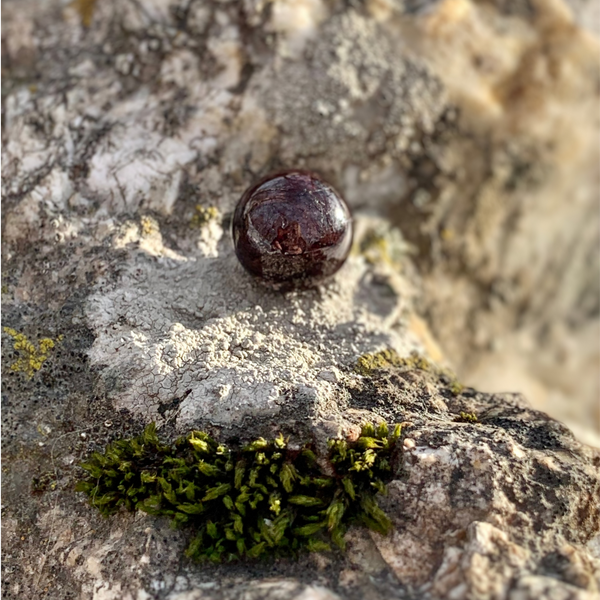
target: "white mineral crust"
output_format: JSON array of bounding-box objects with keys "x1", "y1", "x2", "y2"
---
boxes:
[{"x1": 86, "y1": 216, "x2": 422, "y2": 427}]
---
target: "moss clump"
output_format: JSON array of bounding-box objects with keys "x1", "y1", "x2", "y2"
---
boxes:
[
  {"x1": 190, "y1": 205, "x2": 220, "y2": 228},
  {"x1": 455, "y1": 412, "x2": 478, "y2": 424},
  {"x1": 356, "y1": 349, "x2": 432, "y2": 376},
  {"x1": 76, "y1": 422, "x2": 401, "y2": 562},
  {"x1": 3, "y1": 327, "x2": 63, "y2": 378}
]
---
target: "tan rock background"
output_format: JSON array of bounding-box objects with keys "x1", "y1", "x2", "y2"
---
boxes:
[{"x1": 394, "y1": 0, "x2": 600, "y2": 445}]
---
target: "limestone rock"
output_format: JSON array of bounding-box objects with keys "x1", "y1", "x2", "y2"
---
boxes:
[{"x1": 2, "y1": 0, "x2": 599, "y2": 599}]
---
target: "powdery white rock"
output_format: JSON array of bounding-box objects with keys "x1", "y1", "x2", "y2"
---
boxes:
[{"x1": 86, "y1": 215, "x2": 422, "y2": 428}]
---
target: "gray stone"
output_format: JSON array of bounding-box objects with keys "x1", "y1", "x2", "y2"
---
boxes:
[{"x1": 2, "y1": 0, "x2": 599, "y2": 599}]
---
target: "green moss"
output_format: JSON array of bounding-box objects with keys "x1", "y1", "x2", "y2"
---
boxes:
[
  {"x1": 76, "y1": 422, "x2": 402, "y2": 562},
  {"x1": 190, "y1": 205, "x2": 220, "y2": 228},
  {"x1": 355, "y1": 349, "x2": 432, "y2": 376},
  {"x1": 3, "y1": 328, "x2": 63, "y2": 378},
  {"x1": 455, "y1": 412, "x2": 478, "y2": 424}
]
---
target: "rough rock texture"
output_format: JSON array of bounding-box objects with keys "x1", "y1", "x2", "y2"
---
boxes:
[
  {"x1": 358, "y1": 367, "x2": 600, "y2": 600},
  {"x1": 3, "y1": 361, "x2": 600, "y2": 600},
  {"x1": 2, "y1": 0, "x2": 599, "y2": 599},
  {"x1": 3, "y1": 0, "x2": 599, "y2": 442}
]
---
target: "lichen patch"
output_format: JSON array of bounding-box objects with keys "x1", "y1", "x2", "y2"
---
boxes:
[{"x1": 3, "y1": 327, "x2": 63, "y2": 378}]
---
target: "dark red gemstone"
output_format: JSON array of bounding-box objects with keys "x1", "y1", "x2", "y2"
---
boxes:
[{"x1": 232, "y1": 170, "x2": 353, "y2": 288}]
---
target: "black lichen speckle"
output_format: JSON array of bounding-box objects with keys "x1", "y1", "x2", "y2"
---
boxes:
[{"x1": 484, "y1": 416, "x2": 572, "y2": 451}]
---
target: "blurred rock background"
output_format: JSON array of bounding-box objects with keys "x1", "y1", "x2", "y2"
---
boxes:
[{"x1": 3, "y1": 0, "x2": 599, "y2": 442}]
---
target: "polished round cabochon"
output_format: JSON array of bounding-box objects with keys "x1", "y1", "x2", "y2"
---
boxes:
[{"x1": 232, "y1": 170, "x2": 353, "y2": 288}]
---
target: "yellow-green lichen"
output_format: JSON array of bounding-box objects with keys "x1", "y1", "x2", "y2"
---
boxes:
[
  {"x1": 3, "y1": 328, "x2": 63, "y2": 378},
  {"x1": 356, "y1": 224, "x2": 412, "y2": 268},
  {"x1": 448, "y1": 380, "x2": 465, "y2": 396},
  {"x1": 140, "y1": 215, "x2": 160, "y2": 237},
  {"x1": 191, "y1": 205, "x2": 220, "y2": 228},
  {"x1": 32, "y1": 471, "x2": 58, "y2": 494},
  {"x1": 356, "y1": 350, "x2": 466, "y2": 397},
  {"x1": 455, "y1": 412, "x2": 478, "y2": 424},
  {"x1": 77, "y1": 422, "x2": 402, "y2": 562},
  {"x1": 355, "y1": 349, "x2": 432, "y2": 376},
  {"x1": 360, "y1": 229, "x2": 392, "y2": 265}
]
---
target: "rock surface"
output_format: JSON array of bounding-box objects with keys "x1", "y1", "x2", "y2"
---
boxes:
[
  {"x1": 2, "y1": 0, "x2": 599, "y2": 599},
  {"x1": 3, "y1": 359, "x2": 600, "y2": 600}
]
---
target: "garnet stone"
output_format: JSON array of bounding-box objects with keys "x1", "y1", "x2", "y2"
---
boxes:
[{"x1": 232, "y1": 170, "x2": 353, "y2": 288}]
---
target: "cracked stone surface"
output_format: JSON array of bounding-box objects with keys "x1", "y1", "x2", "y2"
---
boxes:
[
  {"x1": 85, "y1": 213, "x2": 422, "y2": 429},
  {"x1": 2, "y1": 0, "x2": 599, "y2": 599}
]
